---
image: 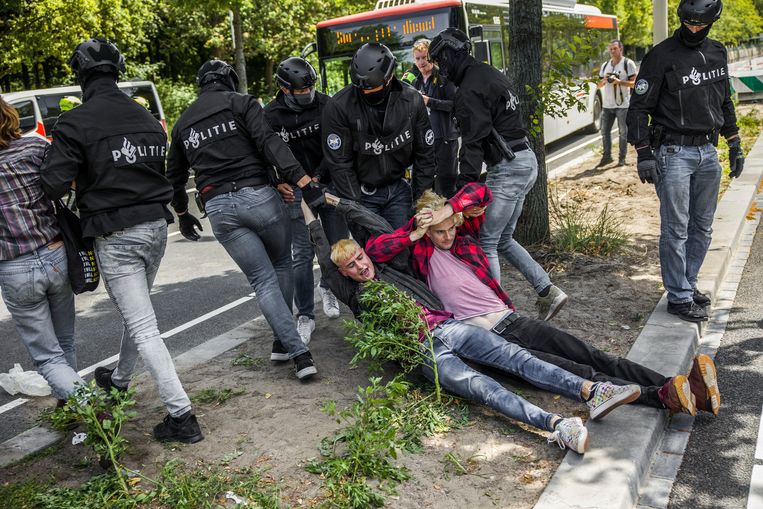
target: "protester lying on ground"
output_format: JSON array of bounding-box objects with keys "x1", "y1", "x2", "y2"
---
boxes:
[
  {"x1": 0, "y1": 96, "x2": 85, "y2": 405},
  {"x1": 302, "y1": 197, "x2": 640, "y2": 454},
  {"x1": 364, "y1": 183, "x2": 721, "y2": 417}
]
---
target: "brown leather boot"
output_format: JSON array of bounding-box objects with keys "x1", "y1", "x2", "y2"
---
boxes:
[
  {"x1": 657, "y1": 375, "x2": 696, "y2": 416},
  {"x1": 689, "y1": 354, "x2": 720, "y2": 416}
]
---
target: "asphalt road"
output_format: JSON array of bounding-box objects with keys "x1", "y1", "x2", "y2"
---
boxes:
[
  {"x1": 668, "y1": 219, "x2": 763, "y2": 509},
  {"x1": 0, "y1": 128, "x2": 606, "y2": 444}
]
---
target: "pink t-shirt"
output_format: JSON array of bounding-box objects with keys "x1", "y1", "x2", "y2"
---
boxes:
[{"x1": 427, "y1": 247, "x2": 508, "y2": 321}]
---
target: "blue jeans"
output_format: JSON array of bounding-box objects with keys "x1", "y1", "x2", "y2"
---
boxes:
[
  {"x1": 0, "y1": 243, "x2": 83, "y2": 400},
  {"x1": 481, "y1": 151, "x2": 551, "y2": 292},
  {"x1": 206, "y1": 186, "x2": 307, "y2": 358},
  {"x1": 601, "y1": 107, "x2": 628, "y2": 161},
  {"x1": 421, "y1": 319, "x2": 584, "y2": 431},
  {"x1": 359, "y1": 179, "x2": 412, "y2": 230},
  {"x1": 655, "y1": 143, "x2": 721, "y2": 304},
  {"x1": 95, "y1": 219, "x2": 192, "y2": 417},
  {"x1": 287, "y1": 186, "x2": 348, "y2": 319}
]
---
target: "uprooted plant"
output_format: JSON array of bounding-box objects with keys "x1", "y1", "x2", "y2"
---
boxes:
[
  {"x1": 50, "y1": 381, "x2": 137, "y2": 493},
  {"x1": 307, "y1": 280, "x2": 470, "y2": 507},
  {"x1": 307, "y1": 376, "x2": 467, "y2": 508},
  {"x1": 343, "y1": 279, "x2": 441, "y2": 401}
]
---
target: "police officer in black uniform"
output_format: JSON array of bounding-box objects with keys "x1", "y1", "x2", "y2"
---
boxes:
[
  {"x1": 428, "y1": 28, "x2": 568, "y2": 322},
  {"x1": 265, "y1": 56, "x2": 347, "y2": 344},
  {"x1": 40, "y1": 38, "x2": 203, "y2": 444},
  {"x1": 322, "y1": 42, "x2": 436, "y2": 231},
  {"x1": 627, "y1": 0, "x2": 743, "y2": 323},
  {"x1": 166, "y1": 59, "x2": 323, "y2": 380}
]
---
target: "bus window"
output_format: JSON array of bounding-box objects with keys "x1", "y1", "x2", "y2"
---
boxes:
[
  {"x1": 12, "y1": 101, "x2": 37, "y2": 134},
  {"x1": 484, "y1": 28, "x2": 505, "y2": 72},
  {"x1": 322, "y1": 49, "x2": 415, "y2": 96}
]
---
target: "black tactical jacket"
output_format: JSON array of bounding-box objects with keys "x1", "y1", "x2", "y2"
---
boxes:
[
  {"x1": 322, "y1": 78, "x2": 436, "y2": 201},
  {"x1": 264, "y1": 91, "x2": 330, "y2": 181},
  {"x1": 627, "y1": 29, "x2": 738, "y2": 146},
  {"x1": 166, "y1": 83, "x2": 307, "y2": 212},
  {"x1": 41, "y1": 77, "x2": 172, "y2": 238}
]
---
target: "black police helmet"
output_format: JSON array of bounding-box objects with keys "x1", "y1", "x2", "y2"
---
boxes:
[
  {"x1": 428, "y1": 28, "x2": 471, "y2": 63},
  {"x1": 197, "y1": 59, "x2": 240, "y2": 90},
  {"x1": 677, "y1": 0, "x2": 722, "y2": 26},
  {"x1": 276, "y1": 57, "x2": 318, "y2": 90},
  {"x1": 350, "y1": 43, "x2": 396, "y2": 90},
  {"x1": 69, "y1": 38, "x2": 126, "y2": 75}
]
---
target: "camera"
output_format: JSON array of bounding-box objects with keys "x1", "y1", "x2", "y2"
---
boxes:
[{"x1": 606, "y1": 73, "x2": 619, "y2": 84}]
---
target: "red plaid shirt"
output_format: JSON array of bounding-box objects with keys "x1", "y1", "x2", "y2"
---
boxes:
[{"x1": 365, "y1": 182, "x2": 515, "y2": 310}]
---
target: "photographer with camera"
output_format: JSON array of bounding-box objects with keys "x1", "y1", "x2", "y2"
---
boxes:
[{"x1": 597, "y1": 40, "x2": 637, "y2": 168}]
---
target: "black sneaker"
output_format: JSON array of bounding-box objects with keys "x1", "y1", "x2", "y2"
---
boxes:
[
  {"x1": 617, "y1": 158, "x2": 627, "y2": 167},
  {"x1": 270, "y1": 340, "x2": 289, "y2": 362},
  {"x1": 667, "y1": 301, "x2": 708, "y2": 322},
  {"x1": 596, "y1": 156, "x2": 614, "y2": 168},
  {"x1": 692, "y1": 289, "x2": 711, "y2": 308},
  {"x1": 153, "y1": 411, "x2": 204, "y2": 444},
  {"x1": 94, "y1": 367, "x2": 127, "y2": 393},
  {"x1": 294, "y1": 352, "x2": 317, "y2": 380}
]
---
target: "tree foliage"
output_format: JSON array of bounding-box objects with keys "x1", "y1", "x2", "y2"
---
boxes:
[{"x1": 587, "y1": 0, "x2": 763, "y2": 49}]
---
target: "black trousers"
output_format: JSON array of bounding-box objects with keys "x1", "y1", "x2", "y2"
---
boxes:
[
  {"x1": 434, "y1": 138, "x2": 459, "y2": 199},
  {"x1": 500, "y1": 316, "x2": 668, "y2": 408}
]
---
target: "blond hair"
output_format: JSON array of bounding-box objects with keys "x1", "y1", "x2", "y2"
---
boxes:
[
  {"x1": 412, "y1": 38, "x2": 431, "y2": 54},
  {"x1": 0, "y1": 97, "x2": 21, "y2": 149},
  {"x1": 331, "y1": 239, "x2": 362, "y2": 266},
  {"x1": 415, "y1": 189, "x2": 464, "y2": 227}
]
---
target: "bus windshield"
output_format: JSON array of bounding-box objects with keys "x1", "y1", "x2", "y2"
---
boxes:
[{"x1": 316, "y1": 0, "x2": 619, "y2": 142}]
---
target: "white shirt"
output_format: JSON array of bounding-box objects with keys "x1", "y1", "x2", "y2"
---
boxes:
[{"x1": 599, "y1": 57, "x2": 637, "y2": 109}]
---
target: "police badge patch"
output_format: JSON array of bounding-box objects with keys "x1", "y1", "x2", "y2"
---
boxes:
[
  {"x1": 425, "y1": 129, "x2": 435, "y2": 146},
  {"x1": 327, "y1": 133, "x2": 342, "y2": 150},
  {"x1": 635, "y1": 79, "x2": 649, "y2": 95}
]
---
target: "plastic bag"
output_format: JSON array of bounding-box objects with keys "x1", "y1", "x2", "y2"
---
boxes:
[{"x1": 0, "y1": 363, "x2": 52, "y2": 396}]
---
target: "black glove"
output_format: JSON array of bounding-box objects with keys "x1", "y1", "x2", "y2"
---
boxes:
[
  {"x1": 636, "y1": 146, "x2": 661, "y2": 185},
  {"x1": 301, "y1": 181, "x2": 326, "y2": 209},
  {"x1": 178, "y1": 212, "x2": 203, "y2": 241},
  {"x1": 728, "y1": 137, "x2": 744, "y2": 178}
]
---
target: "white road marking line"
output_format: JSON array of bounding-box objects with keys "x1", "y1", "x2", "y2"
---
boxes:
[
  {"x1": 755, "y1": 404, "x2": 763, "y2": 461},
  {"x1": 0, "y1": 292, "x2": 256, "y2": 416},
  {"x1": 0, "y1": 398, "x2": 29, "y2": 415}
]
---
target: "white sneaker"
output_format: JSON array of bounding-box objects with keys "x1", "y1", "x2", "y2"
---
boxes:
[
  {"x1": 586, "y1": 382, "x2": 641, "y2": 420},
  {"x1": 547, "y1": 417, "x2": 589, "y2": 454},
  {"x1": 297, "y1": 315, "x2": 315, "y2": 345},
  {"x1": 320, "y1": 287, "x2": 340, "y2": 319}
]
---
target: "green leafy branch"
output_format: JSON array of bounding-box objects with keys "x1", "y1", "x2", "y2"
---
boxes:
[{"x1": 344, "y1": 279, "x2": 441, "y2": 402}]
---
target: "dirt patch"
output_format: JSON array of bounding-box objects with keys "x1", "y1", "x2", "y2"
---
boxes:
[{"x1": 0, "y1": 150, "x2": 665, "y2": 508}]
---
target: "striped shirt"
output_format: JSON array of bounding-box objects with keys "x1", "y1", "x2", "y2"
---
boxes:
[{"x1": 0, "y1": 136, "x2": 60, "y2": 260}]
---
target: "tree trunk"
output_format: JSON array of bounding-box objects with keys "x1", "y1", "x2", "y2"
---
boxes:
[
  {"x1": 264, "y1": 59, "x2": 273, "y2": 93},
  {"x1": 21, "y1": 63, "x2": 30, "y2": 89},
  {"x1": 508, "y1": 0, "x2": 549, "y2": 245},
  {"x1": 231, "y1": 6, "x2": 248, "y2": 93},
  {"x1": 33, "y1": 61, "x2": 41, "y2": 88}
]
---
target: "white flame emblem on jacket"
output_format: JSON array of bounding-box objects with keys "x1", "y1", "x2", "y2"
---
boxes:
[{"x1": 120, "y1": 137, "x2": 136, "y2": 163}]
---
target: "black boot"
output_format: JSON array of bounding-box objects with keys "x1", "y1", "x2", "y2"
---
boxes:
[
  {"x1": 692, "y1": 289, "x2": 711, "y2": 307},
  {"x1": 153, "y1": 411, "x2": 204, "y2": 444},
  {"x1": 667, "y1": 301, "x2": 708, "y2": 322}
]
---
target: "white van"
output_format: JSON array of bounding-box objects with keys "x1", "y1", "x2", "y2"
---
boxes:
[{"x1": 2, "y1": 81, "x2": 166, "y2": 139}]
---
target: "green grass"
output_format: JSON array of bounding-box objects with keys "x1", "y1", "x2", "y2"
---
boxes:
[
  {"x1": 24, "y1": 460, "x2": 283, "y2": 509},
  {"x1": 549, "y1": 195, "x2": 628, "y2": 257},
  {"x1": 191, "y1": 387, "x2": 247, "y2": 406}
]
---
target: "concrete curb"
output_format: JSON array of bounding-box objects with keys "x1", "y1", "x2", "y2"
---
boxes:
[{"x1": 535, "y1": 134, "x2": 763, "y2": 509}]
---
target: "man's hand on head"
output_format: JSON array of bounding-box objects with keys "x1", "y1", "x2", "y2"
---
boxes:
[{"x1": 410, "y1": 208, "x2": 433, "y2": 242}]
